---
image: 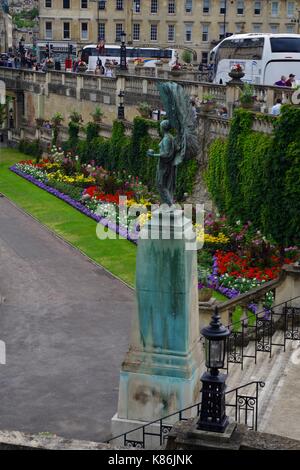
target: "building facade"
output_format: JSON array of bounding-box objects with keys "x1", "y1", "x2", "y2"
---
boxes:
[
  {"x1": 39, "y1": 0, "x2": 99, "y2": 47},
  {"x1": 39, "y1": 0, "x2": 300, "y2": 61}
]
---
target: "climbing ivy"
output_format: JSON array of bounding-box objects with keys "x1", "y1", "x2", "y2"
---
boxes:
[{"x1": 206, "y1": 106, "x2": 300, "y2": 247}]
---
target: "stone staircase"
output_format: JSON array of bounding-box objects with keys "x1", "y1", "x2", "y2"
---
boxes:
[{"x1": 225, "y1": 330, "x2": 294, "y2": 428}]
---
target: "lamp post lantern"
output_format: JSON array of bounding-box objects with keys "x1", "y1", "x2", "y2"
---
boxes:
[
  {"x1": 118, "y1": 90, "x2": 125, "y2": 120},
  {"x1": 120, "y1": 32, "x2": 127, "y2": 70},
  {"x1": 197, "y1": 307, "x2": 230, "y2": 433}
]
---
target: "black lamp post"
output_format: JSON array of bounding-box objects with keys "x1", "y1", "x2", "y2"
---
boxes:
[
  {"x1": 120, "y1": 31, "x2": 127, "y2": 70},
  {"x1": 118, "y1": 90, "x2": 125, "y2": 120},
  {"x1": 197, "y1": 307, "x2": 230, "y2": 433},
  {"x1": 19, "y1": 36, "x2": 26, "y2": 68}
]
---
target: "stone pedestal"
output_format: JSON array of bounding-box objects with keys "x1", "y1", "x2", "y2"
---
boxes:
[{"x1": 112, "y1": 209, "x2": 202, "y2": 437}]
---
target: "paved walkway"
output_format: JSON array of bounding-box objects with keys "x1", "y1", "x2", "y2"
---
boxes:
[{"x1": 0, "y1": 197, "x2": 135, "y2": 441}]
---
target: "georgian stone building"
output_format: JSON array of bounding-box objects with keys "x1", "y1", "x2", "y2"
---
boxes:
[{"x1": 39, "y1": 0, "x2": 300, "y2": 61}]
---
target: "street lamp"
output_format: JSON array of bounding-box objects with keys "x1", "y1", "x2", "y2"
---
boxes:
[
  {"x1": 197, "y1": 307, "x2": 230, "y2": 433},
  {"x1": 118, "y1": 90, "x2": 125, "y2": 120},
  {"x1": 120, "y1": 32, "x2": 127, "y2": 71},
  {"x1": 19, "y1": 36, "x2": 26, "y2": 68}
]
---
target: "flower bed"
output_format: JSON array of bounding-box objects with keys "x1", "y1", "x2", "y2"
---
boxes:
[{"x1": 11, "y1": 152, "x2": 299, "y2": 316}]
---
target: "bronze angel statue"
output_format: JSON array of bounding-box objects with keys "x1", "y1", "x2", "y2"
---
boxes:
[{"x1": 147, "y1": 82, "x2": 198, "y2": 206}]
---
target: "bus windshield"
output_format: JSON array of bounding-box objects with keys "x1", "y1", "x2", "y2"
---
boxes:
[
  {"x1": 217, "y1": 37, "x2": 265, "y2": 61},
  {"x1": 270, "y1": 37, "x2": 300, "y2": 53}
]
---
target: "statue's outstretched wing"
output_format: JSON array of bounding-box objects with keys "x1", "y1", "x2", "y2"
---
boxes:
[{"x1": 157, "y1": 82, "x2": 198, "y2": 166}]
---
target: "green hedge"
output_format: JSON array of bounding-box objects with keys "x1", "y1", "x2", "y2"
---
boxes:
[
  {"x1": 206, "y1": 106, "x2": 300, "y2": 247},
  {"x1": 18, "y1": 139, "x2": 43, "y2": 160}
]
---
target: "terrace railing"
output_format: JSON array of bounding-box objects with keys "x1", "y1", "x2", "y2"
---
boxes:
[
  {"x1": 222, "y1": 295, "x2": 300, "y2": 371},
  {"x1": 106, "y1": 381, "x2": 265, "y2": 449}
]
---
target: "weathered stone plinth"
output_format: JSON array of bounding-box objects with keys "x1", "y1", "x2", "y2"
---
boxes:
[{"x1": 112, "y1": 209, "x2": 201, "y2": 437}]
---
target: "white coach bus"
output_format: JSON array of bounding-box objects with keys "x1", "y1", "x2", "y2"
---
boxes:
[
  {"x1": 209, "y1": 33, "x2": 300, "y2": 85},
  {"x1": 82, "y1": 44, "x2": 177, "y2": 71}
]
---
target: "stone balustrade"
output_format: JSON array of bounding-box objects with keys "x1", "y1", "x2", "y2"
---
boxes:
[{"x1": 1, "y1": 66, "x2": 296, "y2": 120}]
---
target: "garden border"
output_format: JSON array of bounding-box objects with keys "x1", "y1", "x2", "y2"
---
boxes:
[{"x1": 10, "y1": 165, "x2": 138, "y2": 245}]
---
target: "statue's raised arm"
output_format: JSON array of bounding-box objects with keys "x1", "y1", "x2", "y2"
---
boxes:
[{"x1": 147, "y1": 82, "x2": 198, "y2": 207}]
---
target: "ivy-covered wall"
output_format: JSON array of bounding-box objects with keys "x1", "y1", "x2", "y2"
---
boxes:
[{"x1": 206, "y1": 106, "x2": 300, "y2": 247}]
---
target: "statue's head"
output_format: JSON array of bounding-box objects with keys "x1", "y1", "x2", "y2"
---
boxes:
[{"x1": 160, "y1": 119, "x2": 171, "y2": 133}]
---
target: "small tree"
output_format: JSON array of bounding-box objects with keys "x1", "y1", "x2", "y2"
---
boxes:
[
  {"x1": 182, "y1": 50, "x2": 192, "y2": 64},
  {"x1": 51, "y1": 112, "x2": 64, "y2": 147},
  {"x1": 91, "y1": 106, "x2": 103, "y2": 123}
]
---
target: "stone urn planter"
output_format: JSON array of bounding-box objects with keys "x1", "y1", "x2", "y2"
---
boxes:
[
  {"x1": 199, "y1": 101, "x2": 216, "y2": 113},
  {"x1": 228, "y1": 71, "x2": 245, "y2": 83},
  {"x1": 198, "y1": 287, "x2": 213, "y2": 302},
  {"x1": 77, "y1": 64, "x2": 87, "y2": 73}
]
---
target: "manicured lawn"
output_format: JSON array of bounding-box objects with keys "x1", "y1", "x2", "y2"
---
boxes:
[{"x1": 0, "y1": 148, "x2": 137, "y2": 286}]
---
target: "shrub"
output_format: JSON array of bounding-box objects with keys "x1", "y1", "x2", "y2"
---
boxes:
[{"x1": 18, "y1": 139, "x2": 43, "y2": 161}]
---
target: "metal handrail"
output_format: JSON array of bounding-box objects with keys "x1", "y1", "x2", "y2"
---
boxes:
[{"x1": 107, "y1": 380, "x2": 265, "y2": 444}]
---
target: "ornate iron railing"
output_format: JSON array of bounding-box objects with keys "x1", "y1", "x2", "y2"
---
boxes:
[
  {"x1": 225, "y1": 296, "x2": 300, "y2": 371},
  {"x1": 107, "y1": 381, "x2": 265, "y2": 449}
]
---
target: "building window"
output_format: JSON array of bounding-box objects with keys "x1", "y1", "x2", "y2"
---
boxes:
[
  {"x1": 150, "y1": 24, "x2": 158, "y2": 41},
  {"x1": 219, "y1": 23, "x2": 225, "y2": 39},
  {"x1": 150, "y1": 0, "x2": 158, "y2": 14},
  {"x1": 220, "y1": 0, "x2": 226, "y2": 15},
  {"x1": 133, "y1": 0, "x2": 141, "y2": 13},
  {"x1": 254, "y1": 1, "x2": 261, "y2": 15},
  {"x1": 116, "y1": 0, "x2": 123, "y2": 10},
  {"x1": 286, "y1": 24, "x2": 295, "y2": 33},
  {"x1": 81, "y1": 0, "x2": 88, "y2": 7},
  {"x1": 202, "y1": 52, "x2": 208, "y2": 64},
  {"x1": 287, "y1": 2, "x2": 295, "y2": 18},
  {"x1": 45, "y1": 0, "x2": 52, "y2": 7},
  {"x1": 115, "y1": 23, "x2": 123, "y2": 41},
  {"x1": 168, "y1": 0, "x2": 176, "y2": 14},
  {"x1": 168, "y1": 24, "x2": 175, "y2": 41},
  {"x1": 185, "y1": 0, "x2": 192, "y2": 13},
  {"x1": 133, "y1": 23, "x2": 140, "y2": 41},
  {"x1": 45, "y1": 21, "x2": 52, "y2": 39},
  {"x1": 98, "y1": 23, "x2": 105, "y2": 40},
  {"x1": 237, "y1": 0, "x2": 244, "y2": 15},
  {"x1": 253, "y1": 23, "x2": 261, "y2": 33},
  {"x1": 202, "y1": 24, "x2": 209, "y2": 42},
  {"x1": 271, "y1": 2, "x2": 279, "y2": 17},
  {"x1": 270, "y1": 24, "x2": 279, "y2": 33},
  {"x1": 63, "y1": 0, "x2": 70, "y2": 8},
  {"x1": 99, "y1": 0, "x2": 106, "y2": 9},
  {"x1": 185, "y1": 23, "x2": 192, "y2": 42},
  {"x1": 81, "y1": 22, "x2": 88, "y2": 40},
  {"x1": 63, "y1": 22, "x2": 70, "y2": 39},
  {"x1": 203, "y1": 0, "x2": 210, "y2": 14}
]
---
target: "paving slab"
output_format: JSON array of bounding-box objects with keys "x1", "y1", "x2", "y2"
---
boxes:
[{"x1": 0, "y1": 197, "x2": 135, "y2": 441}]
